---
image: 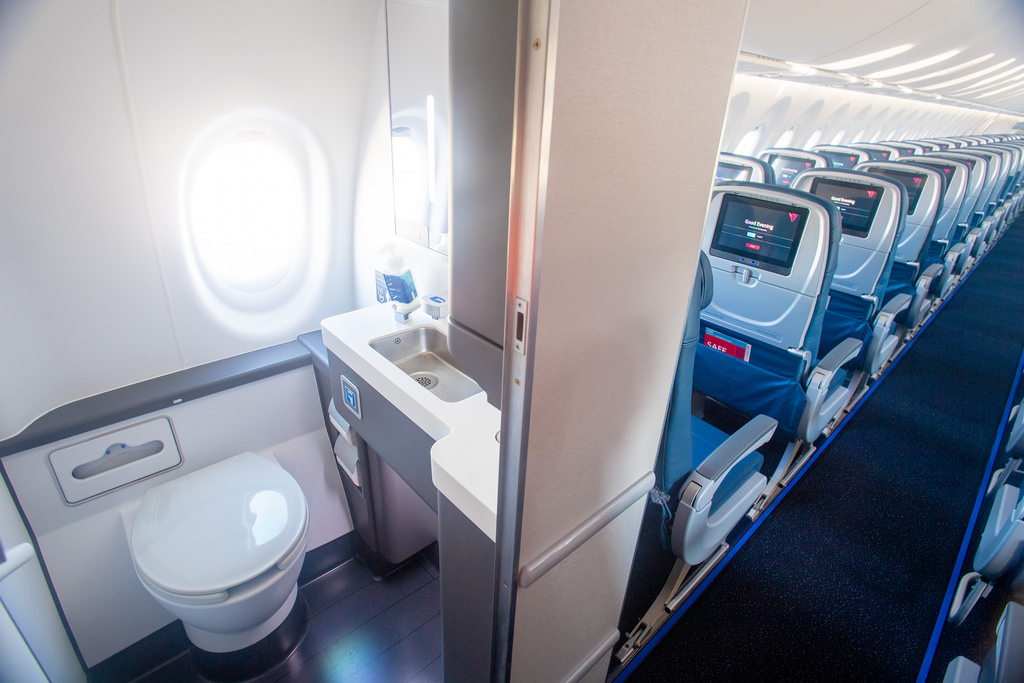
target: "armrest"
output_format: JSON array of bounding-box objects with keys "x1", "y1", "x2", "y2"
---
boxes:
[
  {"x1": 866, "y1": 294, "x2": 910, "y2": 375},
  {"x1": 673, "y1": 414, "x2": 776, "y2": 565},
  {"x1": 878, "y1": 292, "x2": 911, "y2": 319},
  {"x1": 947, "y1": 242, "x2": 968, "y2": 276},
  {"x1": 797, "y1": 337, "x2": 862, "y2": 442},
  {"x1": 965, "y1": 228, "x2": 982, "y2": 258},
  {"x1": 689, "y1": 414, "x2": 778, "y2": 507},
  {"x1": 813, "y1": 337, "x2": 862, "y2": 376},
  {"x1": 942, "y1": 656, "x2": 982, "y2": 683},
  {"x1": 919, "y1": 262, "x2": 944, "y2": 286},
  {"x1": 909, "y1": 263, "x2": 943, "y2": 328},
  {"x1": 1008, "y1": 402, "x2": 1024, "y2": 458},
  {"x1": 937, "y1": 246, "x2": 960, "y2": 297}
]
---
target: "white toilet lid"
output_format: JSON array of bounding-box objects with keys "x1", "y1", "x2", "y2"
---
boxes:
[{"x1": 131, "y1": 452, "x2": 308, "y2": 596}]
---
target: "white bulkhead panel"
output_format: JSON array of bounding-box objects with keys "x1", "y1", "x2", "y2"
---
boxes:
[{"x1": 0, "y1": 0, "x2": 389, "y2": 441}]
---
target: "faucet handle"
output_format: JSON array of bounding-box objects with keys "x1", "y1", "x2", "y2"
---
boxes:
[{"x1": 421, "y1": 292, "x2": 450, "y2": 320}]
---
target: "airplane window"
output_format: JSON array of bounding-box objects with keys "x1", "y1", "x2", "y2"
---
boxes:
[
  {"x1": 804, "y1": 127, "x2": 825, "y2": 149},
  {"x1": 180, "y1": 109, "x2": 329, "y2": 333},
  {"x1": 189, "y1": 133, "x2": 305, "y2": 294},
  {"x1": 775, "y1": 127, "x2": 796, "y2": 148},
  {"x1": 734, "y1": 126, "x2": 763, "y2": 156}
]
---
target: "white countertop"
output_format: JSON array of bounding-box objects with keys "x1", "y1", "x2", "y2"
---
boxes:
[{"x1": 321, "y1": 305, "x2": 501, "y2": 541}]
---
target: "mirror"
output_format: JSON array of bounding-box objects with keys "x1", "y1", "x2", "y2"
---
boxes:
[{"x1": 385, "y1": 0, "x2": 451, "y2": 253}]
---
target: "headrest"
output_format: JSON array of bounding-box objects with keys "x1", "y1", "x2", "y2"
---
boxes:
[{"x1": 697, "y1": 251, "x2": 713, "y2": 309}]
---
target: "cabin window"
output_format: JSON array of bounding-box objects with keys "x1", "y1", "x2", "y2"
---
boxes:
[
  {"x1": 189, "y1": 133, "x2": 305, "y2": 294},
  {"x1": 181, "y1": 109, "x2": 329, "y2": 331},
  {"x1": 775, "y1": 127, "x2": 797, "y2": 149},
  {"x1": 734, "y1": 126, "x2": 763, "y2": 156},
  {"x1": 804, "y1": 127, "x2": 825, "y2": 149}
]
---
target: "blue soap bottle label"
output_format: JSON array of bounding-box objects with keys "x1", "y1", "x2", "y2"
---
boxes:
[
  {"x1": 383, "y1": 270, "x2": 418, "y2": 304},
  {"x1": 374, "y1": 270, "x2": 389, "y2": 303}
]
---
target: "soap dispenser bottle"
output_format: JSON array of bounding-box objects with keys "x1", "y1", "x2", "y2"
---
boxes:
[{"x1": 376, "y1": 244, "x2": 420, "y2": 321}]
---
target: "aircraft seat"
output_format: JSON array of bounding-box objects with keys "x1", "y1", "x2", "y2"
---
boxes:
[
  {"x1": 615, "y1": 252, "x2": 777, "y2": 663},
  {"x1": 851, "y1": 142, "x2": 901, "y2": 161},
  {"x1": 931, "y1": 151, "x2": 991, "y2": 262},
  {"x1": 694, "y1": 183, "x2": 861, "y2": 459},
  {"x1": 792, "y1": 168, "x2": 909, "y2": 376},
  {"x1": 757, "y1": 148, "x2": 828, "y2": 186},
  {"x1": 855, "y1": 161, "x2": 946, "y2": 329},
  {"x1": 885, "y1": 141, "x2": 927, "y2": 156},
  {"x1": 660, "y1": 251, "x2": 775, "y2": 566},
  {"x1": 944, "y1": 602, "x2": 1024, "y2": 683},
  {"x1": 716, "y1": 152, "x2": 774, "y2": 184},
  {"x1": 899, "y1": 155, "x2": 972, "y2": 294},
  {"x1": 948, "y1": 404, "x2": 1024, "y2": 627},
  {"x1": 812, "y1": 145, "x2": 870, "y2": 169}
]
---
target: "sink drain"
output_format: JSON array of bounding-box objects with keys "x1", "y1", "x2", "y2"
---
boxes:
[{"x1": 410, "y1": 372, "x2": 440, "y2": 391}]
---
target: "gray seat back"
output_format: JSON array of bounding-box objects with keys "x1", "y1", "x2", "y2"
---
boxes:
[
  {"x1": 855, "y1": 161, "x2": 944, "y2": 264},
  {"x1": 885, "y1": 141, "x2": 926, "y2": 156},
  {"x1": 969, "y1": 149, "x2": 1004, "y2": 211},
  {"x1": 700, "y1": 182, "x2": 839, "y2": 353},
  {"x1": 758, "y1": 148, "x2": 828, "y2": 187},
  {"x1": 900, "y1": 156, "x2": 969, "y2": 242},
  {"x1": 812, "y1": 145, "x2": 869, "y2": 169},
  {"x1": 852, "y1": 143, "x2": 901, "y2": 161},
  {"x1": 792, "y1": 169, "x2": 905, "y2": 300},
  {"x1": 933, "y1": 151, "x2": 989, "y2": 225},
  {"x1": 716, "y1": 152, "x2": 773, "y2": 184}
]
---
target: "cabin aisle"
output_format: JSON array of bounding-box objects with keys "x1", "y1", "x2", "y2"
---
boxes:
[{"x1": 629, "y1": 219, "x2": 1024, "y2": 681}]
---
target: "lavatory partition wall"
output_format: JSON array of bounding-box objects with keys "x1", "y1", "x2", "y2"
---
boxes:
[{"x1": 493, "y1": 1, "x2": 749, "y2": 681}]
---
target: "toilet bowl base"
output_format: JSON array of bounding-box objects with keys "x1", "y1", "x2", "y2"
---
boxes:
[{"x1": 191, "y1": 590, "x2": 308, "y2": 682}]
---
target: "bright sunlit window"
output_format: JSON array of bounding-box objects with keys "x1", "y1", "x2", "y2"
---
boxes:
[
  {"x1": 190, "y1": 133, "x2": 305, "y2": 293},
  {"x1": 775, "y1": 127, "x2": 796, "y2": 149},
  {"x1": 181, "y1": 109, "x2": 329, "y2": 335},
  {"x1": 804, "y1": 127, "x2": 824, "y2": 149},
  {"x1": 734, "y1": 126, "x2": 763, "y2": 156}
]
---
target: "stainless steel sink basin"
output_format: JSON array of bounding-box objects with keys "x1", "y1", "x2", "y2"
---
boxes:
[{"x1": 369, "y1": 326, "x2": 483, "y2": 402}]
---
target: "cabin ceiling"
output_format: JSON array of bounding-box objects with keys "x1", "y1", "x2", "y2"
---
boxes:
[{"x1": 739, "y1": 0, "x2": 1024, "y2": 117}]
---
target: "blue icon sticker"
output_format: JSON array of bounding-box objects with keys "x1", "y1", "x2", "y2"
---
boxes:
[{"x1": 340, "y1": 376, "x2": 362, "y2": 419}]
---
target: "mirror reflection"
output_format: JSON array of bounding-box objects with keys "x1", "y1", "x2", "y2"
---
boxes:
[{"x1": 386, "y1": 0, "x2": 451, "y2": 253}]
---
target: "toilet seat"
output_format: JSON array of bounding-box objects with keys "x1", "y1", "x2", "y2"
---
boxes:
[{"x1": 131, "y1": 452, "x2": 308, "y2": 598}]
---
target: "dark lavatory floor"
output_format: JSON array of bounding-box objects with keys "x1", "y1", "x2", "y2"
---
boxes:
[{"x1": 120, "y1": 552, "x2": 442, "y2": 683}]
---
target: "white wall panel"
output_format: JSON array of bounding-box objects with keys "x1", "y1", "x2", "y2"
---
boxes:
[
  {"x1": 0, "y1": 1, "x2": 181, "y2": 440},
  {"x1": 116, "y1": 0, "x2": 381, "y2": 365},
  {"x1": 720, "y1": 74, "x2": 1018, "y2": 157},
  {"x1": 0, "y1": 0, "x2": 388, "y2": 442}
]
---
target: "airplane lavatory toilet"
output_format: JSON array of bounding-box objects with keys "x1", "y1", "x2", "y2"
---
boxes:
[{"x1": 128, "y1": 452, "x2": 309, "y2": 674}]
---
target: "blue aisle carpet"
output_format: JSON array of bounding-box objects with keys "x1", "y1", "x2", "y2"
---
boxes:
[{"x1": 628, "y1": 220, "x2": 1024, "y2": 681}]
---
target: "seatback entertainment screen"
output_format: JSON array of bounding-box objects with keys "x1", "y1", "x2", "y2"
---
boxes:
[
  {"x1": 808, "y1": 178, "x2": 884, "y2": 238},
  {"x1": 864, "y1": 167, "x2": 927, "y2": 213},
  {"x1": 863, "y1": 148, "x2": 892, "y2": 161},
  {"x1": 819, "y1": 151, "x2": 861, "y2": 169},
  {"x1": 767, "y1": 154, "x2": 816, "y2": 186},
  {"x1": 716, "y1": 162, "x2": 752, "y2": 182},
  {"x1": 710, "y1": 194, "x2": 810, "y2": 276}
]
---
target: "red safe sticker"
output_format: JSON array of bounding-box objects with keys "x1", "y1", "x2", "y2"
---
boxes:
[{"x1": 702, "y1": 328, "x2": 752, "y2": 362}]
